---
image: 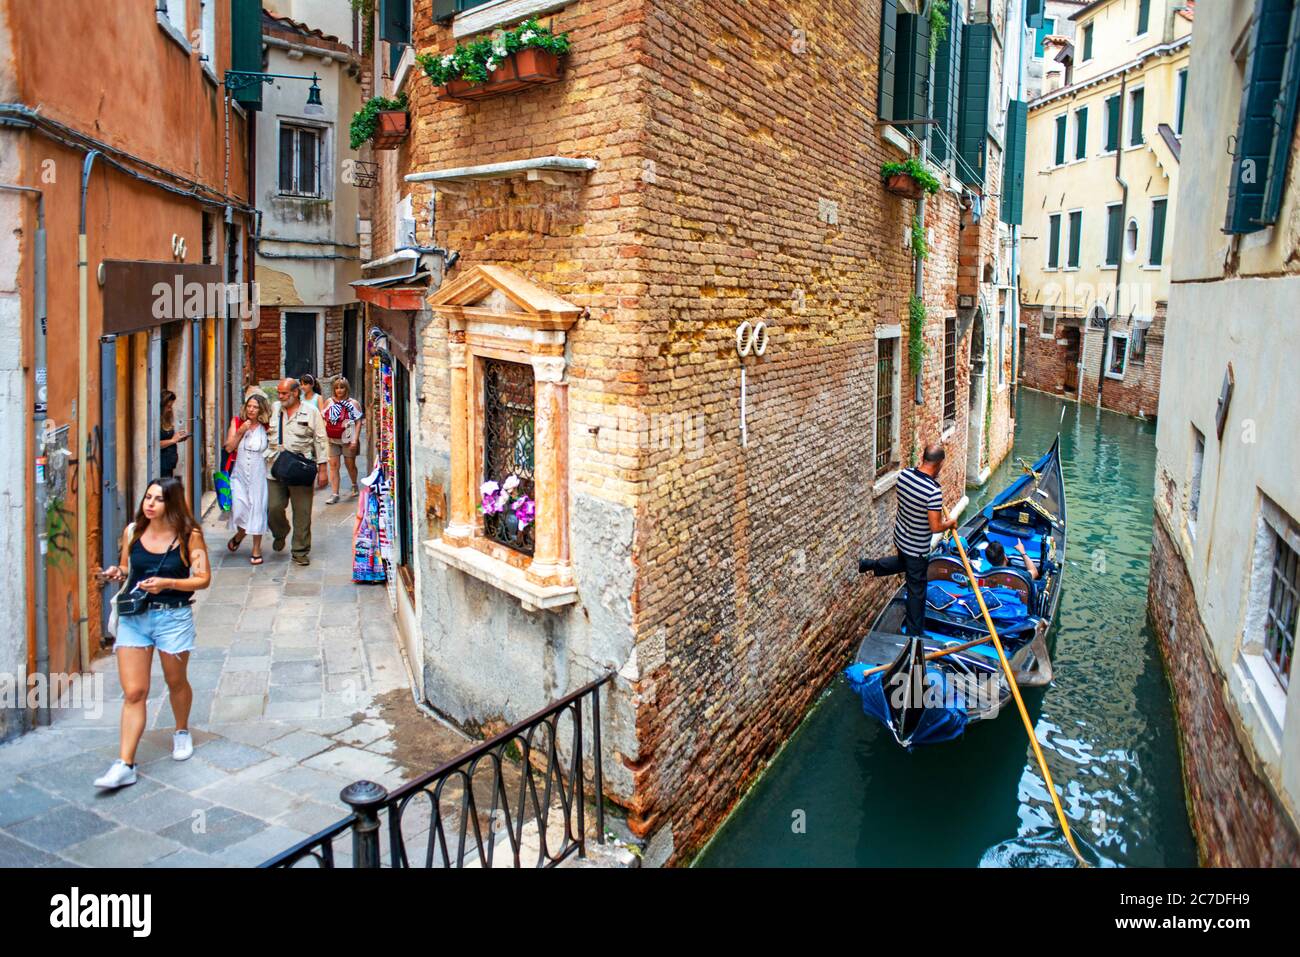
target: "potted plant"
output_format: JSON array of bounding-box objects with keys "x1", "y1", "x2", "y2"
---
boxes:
[
  {"x1": 350, "y1": 92, "x2": 409, "y2": 151},
  {"x1": 416, "y1": 18, "x2": 571, "y2": 103},
  {"x1": 881, "y1": 157, "x2": 942, "y2": 199},
  {"x1": 480, "y1": 475, "x2": 536, "y2": 546}
]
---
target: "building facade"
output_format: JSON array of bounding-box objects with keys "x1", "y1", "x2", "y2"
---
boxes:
[
  {"x1": 249, "y1": 7, "x2": 368, "y2": 392},
  {"x1": 357, "y1": 0, "x2": 1030, "y2": 864},
  {"x1": 1148, "y1": 0, "x2": 1300, "y2": 866},
  {"x1": 1025, "y1": 0, "x2": 1087, "y2": 99},
  {"x1": 1018, "y1": 0, "x2": 1189, "y2": 419},
  {"x1": 0, "y1": 0, "x2": 256, "y2": 740}
]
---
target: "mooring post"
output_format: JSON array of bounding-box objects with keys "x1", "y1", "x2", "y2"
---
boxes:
[{"x1": 340, "y1": 780, "x2": 389, "y2": 869}]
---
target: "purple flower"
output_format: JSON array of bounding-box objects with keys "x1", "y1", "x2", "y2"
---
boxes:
[{"x1": 512, "y1": 495, "x2": 536, "y2": 530}]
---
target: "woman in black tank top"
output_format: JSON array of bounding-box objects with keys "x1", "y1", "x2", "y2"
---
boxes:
[{"x1": 93, "y1": 477, "x2": 211, "y2": 790}]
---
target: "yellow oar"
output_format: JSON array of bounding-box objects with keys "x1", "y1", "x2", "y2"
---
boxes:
[{"x1": 949, "y1": 532, "x2": 1089, "y2": 867}]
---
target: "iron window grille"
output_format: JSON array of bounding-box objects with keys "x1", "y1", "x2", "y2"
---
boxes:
[
  {"x1": 482, "y1": 359, "x2": 536, "y2": 555},
  {"x1": 279, "y1": 124, "x2": 324, "y2": 197},
  {"x1": 875, "y1": 339, "x2": 897, "y2": 477},
  {"x1": 1266, "y1": 531, "x2": 1298, "y2": 688},
  {"x1": 943, "y1": 318, "x2": 957, "y2": 428}
]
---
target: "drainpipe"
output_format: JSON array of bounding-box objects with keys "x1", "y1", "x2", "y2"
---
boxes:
[
  {"x1": 1009, "y1": 0, "x2": 1026, "y2": 414},
  {"x1": 1103, "y1": 73, "x2": 1129, "y2": 410},
  {"x1": 77, "y1": 152, "x2": 99, "y2": 672},
  {"x1": 0, "y1": 183, "x2": 49, "y2": 725}
]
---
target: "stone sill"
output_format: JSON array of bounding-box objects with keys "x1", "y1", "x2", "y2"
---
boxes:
[
  {"x1": 872, "y1": 469, "x2": 900, "y2": 498},
  {"x1": 156, "y1": 11, "x2": 191, "y2": 55},
  {"x1": 426, "y1": 537, "x2": 577, "y2": 612},
  {"x1": 1234, "y1": 653, "x2": 1287, "y2": 753}
]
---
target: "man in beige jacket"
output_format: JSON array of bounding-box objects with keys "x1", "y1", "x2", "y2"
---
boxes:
[{"x1": 266, "y1": 377, "x2": 329, "y2": 565}]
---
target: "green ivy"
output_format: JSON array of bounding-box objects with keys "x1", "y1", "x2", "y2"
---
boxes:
[
  {"x1": 928, "y1": 0, "x2": 950, "y2": 59},
  {"x1": 910, "y1": 213, "x2": 928, "y2": 261},
  {"x1": 881, "y1": 157, "x2": 942, "y2": 195},
  {"x1": 350, "y1": 91, "x2": 409, "y2": 150},
  {"x1": 416, "y1": 18, "x2": 571, "y2": 87},
  {"x1": 908, "y1": 294, "x2": 928, "y2": 380},
  {"x1": 350, "y1": 0, "x2": 375, "y2": 56}
]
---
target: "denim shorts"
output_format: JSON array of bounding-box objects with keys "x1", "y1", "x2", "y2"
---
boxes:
[{"x1": 114, "y1": 605, "x2": 197, "y2": 656}]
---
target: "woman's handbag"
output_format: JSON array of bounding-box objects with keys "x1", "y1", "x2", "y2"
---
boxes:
[
  {"x1": 107, "y1": 528, "x2": 175, "y2": 636},
  {"x1": 270, "y1": 411, "x2": 318, "y2": 486}
]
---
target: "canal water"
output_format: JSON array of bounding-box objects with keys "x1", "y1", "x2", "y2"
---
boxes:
[{"x1": 696, "y1": 388, "x2": 1198, "y2": 868}]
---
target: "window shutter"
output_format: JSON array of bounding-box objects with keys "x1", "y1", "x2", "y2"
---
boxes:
[
  {"x1": 381, "y1": 0, "x2": 412, "y2": 45},
  {"x1": 1263, "y1": 3, "x2": 1300, "y2": 225},
  {"x1": 1054, "y1": 113, "x2": 1067, "y2": 165},
  {"x1": 1075, "y1": 106, "x2": 1088, "y2": 159},
  {"x1": 1105, "y1": 94, "x2": 1121, "y2": 151},
  {"x1": 1137, "y1": 0, "x2": 1151, "y2": 34},
  {"x1": 1001, "y1": 98, "x2": 1027, "y2": 224},
  {"x1": 932, "y1": 0, "x2": 963, "y2": 163},
  {"x1": 1048, "y1": 214, "x2": 1061, "y2": 267},
  {"x1": 1083, "y1": 23, "x2": 1094, "y2": 61},
  {"x1": 893, "y1": 12, "x2": 931, "y2": 124},
  {"x1": 279, "y1": 126, "x2": 294, "y2": 192},
  {"x1": 1026, "y1": 0, "x2": 1045, "y2": 29},
  {"x1": 1068, "y1": 210, "x2": 1082, "y2": 267},
  {"x1": 1034, "y1": 18, "x2": 1055, "y2": 58},
  {"x1": 432, "y1": 0, "x2": 460, "y2": 20},
  {"x1": 957, "y1": 21, "x2": 992, "y2": 187},
  {"x1": 1106, "y1": 205, "x2": 1123, "y2": 264},
  {"x1": 1129, "y1": 89, "x2": 1145, "y2": 144},
  {"x1": 1176, "y1": 70, "x2": 1188, "y2": 134},
  {"x1": 1149, "y1": 199, "x2": 1167, "y2": 265},
  {"x1": 230, "y1": 0, "x2": 263, "y2": 111},
  {"x1": 879, "y1": 0, "x2": 899, "y2": 120}
]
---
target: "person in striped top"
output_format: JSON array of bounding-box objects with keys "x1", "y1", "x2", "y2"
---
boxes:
[{"x1": 858, "y1": 444, "x2": 958, "y2": 637}]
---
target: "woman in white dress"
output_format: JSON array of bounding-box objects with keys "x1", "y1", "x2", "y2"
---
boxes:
[{"x1": 223, "y1": 392, "x2": 271, "y2": 565}]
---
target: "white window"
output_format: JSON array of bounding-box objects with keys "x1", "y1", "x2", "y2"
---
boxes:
[
  {"x1": 156, "y1": 0, "x2": 189, "y2": 50},
  {"x1": 1175, "y1": 68, "x2": 1188, "y2": 136},
  {"x1": 874, "y1": 328, "x2": 901, "y2": 480},
  {"x1": 1105, "y1": 332, "x2": 1129, "y2": 380},
  {"x1": 1041, "y1": 310, "x2": 1056, "y2": 338},
  {"x1": 1188, "y1": 427, "x2": 1205, "y2": 537},
  {"x1": 1124, "y1": 217, "x2": 1140, "y2": 261},
  {"x1": 1240, "y1": 495, "x2": 1300, "y2": 733},
  {"x1": 279, "y1": 123, "x2": 326, "y2": 198},
  {"x1": 1263, "y1": 527, "x2": 1298, "y2": 689},
  {"x1": 199, "y1": 0, "x2": 215, "y2": 73}
]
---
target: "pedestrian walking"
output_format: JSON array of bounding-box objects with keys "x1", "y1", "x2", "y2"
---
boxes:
[
  {"x1": 93, "y1": 476, "x2": 210, "y2": 789},
  {"x1": 158, "y1": 389, "x2": 189, "y2": 478},
  {"x1": 224, "y1": 392, "x2": 271, "y2": 565},
  {"x1": 322, "y1": 376, "x2": 364, "y2": 505},
  {"x1": 857, "y1": 443, "x2": 958, "y2": 637},
  {"x1": 300, "y1": 373, "x2": 323, "y2": 410},
  {"x1": 266, "y1": 377, "x2": 329, "y2": 566}
]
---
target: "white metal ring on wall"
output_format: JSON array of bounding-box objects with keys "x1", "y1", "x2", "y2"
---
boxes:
[{"x1": 736, "y1": 321, "x2": 769, "y2": 358}]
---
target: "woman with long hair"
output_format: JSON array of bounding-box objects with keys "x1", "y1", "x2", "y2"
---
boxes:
[
  {"x1": 158, "y1": 389, "x2": 189, "y2": 478},
  {"x1": 93, "y1": 476, "x2": 210, "y2": 789},
  {"x1": 300, "y1": 373, "x2": 322, "y2": 410},
  {"x1": 224, "y1": 392, "x2": 272, "y2": 564},
  {"x1": 322, "y1": 376, "x2": 364, "y2": 504}
]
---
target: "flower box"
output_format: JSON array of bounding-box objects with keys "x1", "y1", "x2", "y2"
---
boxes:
[
  {"x1": 438, "y1": 48, "x2": 563, "y2": 102},
  {"x1": 371, "y1": 111, "x2": 410, "y2": 151},
  {"x1": 884, "y1": 172, "x2": 926, "y2": 200}
]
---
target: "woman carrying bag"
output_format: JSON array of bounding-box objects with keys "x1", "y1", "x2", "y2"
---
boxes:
[
  {"x1": 224, "y1": 392, "x2": 271, "y2": 565},
  {"x1": 93, "y1": 476, "x2": 210, "y2": 789},
  {"x1": 322, "y1": 376, "x2": 364, "y2": 505}
]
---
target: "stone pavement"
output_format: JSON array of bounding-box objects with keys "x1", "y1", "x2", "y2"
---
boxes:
[{"x1": 0, "y1": 490, "x2": 474, "y2": 867}]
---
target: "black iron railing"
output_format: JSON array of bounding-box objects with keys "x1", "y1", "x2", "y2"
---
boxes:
[{"x1": 262, "y1": 672, "x2": 613, "y2": 869}]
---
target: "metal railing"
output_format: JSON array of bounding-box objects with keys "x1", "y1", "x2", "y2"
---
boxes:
[{"x1": 262, "y1": 672, "x2": 613, "y2": 869}]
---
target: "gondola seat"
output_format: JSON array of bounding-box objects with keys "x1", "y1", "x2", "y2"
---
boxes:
[{"x1": 977, "y1": 568, "x2": 1036, "y2": 614}]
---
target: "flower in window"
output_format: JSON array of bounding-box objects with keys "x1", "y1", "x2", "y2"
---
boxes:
[{"x1": 512, "y1": 495, "x2": 536, "y2": 531}]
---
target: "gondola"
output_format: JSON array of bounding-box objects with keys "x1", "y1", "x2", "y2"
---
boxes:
[{"x1": 846, "y1": 436, "x2": 1067, "y2": 748}]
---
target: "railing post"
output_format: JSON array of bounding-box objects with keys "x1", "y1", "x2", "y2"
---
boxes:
[
  {"x1": 340, "y1": 780, "x2": 388, "y2": 869},
  {"x1": 593, "y1": 682, "x2": 605, "y2": 845}
]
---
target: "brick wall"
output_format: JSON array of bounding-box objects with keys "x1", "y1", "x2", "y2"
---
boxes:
[
  {"x1": 251, "y1": 306, "x2": 281, "y2": 384},
  {"x1": 1019, "y1": 306, "x2": 1078, "y2": 396},
  {"x1": 1148, "y1": 514, "x2": 1300, "y2": 865},
  {"x1": 1079, "y1": 307, "x2": 1164, "y2": 419}
]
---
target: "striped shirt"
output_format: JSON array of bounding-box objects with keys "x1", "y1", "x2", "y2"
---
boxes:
[{"x1": 894, "y1": 466, "x2": 944, "y2": 557}]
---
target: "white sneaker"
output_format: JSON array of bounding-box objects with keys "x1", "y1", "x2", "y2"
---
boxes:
[
  {"x1": 172, "y1": 730, "x2": 194, "y2": 761},
  {"x1": 93, "y1": 759, "x2": 138, "y2": 790}
]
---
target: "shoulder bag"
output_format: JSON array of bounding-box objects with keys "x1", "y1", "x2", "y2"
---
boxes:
[{"x1": 270, "y1": 410, "x2": 318, "y2": 486}]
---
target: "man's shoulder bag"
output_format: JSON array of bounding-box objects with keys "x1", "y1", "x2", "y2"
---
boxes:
[{"x1": 271, "y1": 410, "x2": 318, "y2": 486}]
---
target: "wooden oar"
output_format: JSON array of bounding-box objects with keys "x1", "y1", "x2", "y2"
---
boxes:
[
  {"x1": 858, "y1": 633, "x2": 995, "y2": 678},
  {"x1": 949, "y1": 531, "x2": 1090, "y2": 867}
]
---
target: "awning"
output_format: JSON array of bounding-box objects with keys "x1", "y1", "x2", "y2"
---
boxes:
[
  {"x1": 368, "y1": 305, "x2": 417, "y2": 366},
  {"x1": 100, "y1": 261, "x2": 223, "y2": 335}
]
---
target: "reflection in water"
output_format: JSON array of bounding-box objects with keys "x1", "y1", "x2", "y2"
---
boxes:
[{"x1": 696, "y1": 390, "x2": 1196, "y2": 868}]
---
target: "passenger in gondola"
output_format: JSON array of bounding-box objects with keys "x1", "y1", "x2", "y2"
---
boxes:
[{"x1": 977, "y1": 540, "x2": 1040, "y2": 580}]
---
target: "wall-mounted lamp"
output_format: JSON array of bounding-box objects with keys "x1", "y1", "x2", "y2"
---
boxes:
[{"x1": 224, "y1": 70, "x2": 326, "y2": 116}]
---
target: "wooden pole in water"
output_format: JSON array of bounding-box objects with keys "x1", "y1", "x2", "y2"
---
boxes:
[{"x1": 948, "y1": 531, "x2": 1090, "y2": 867}]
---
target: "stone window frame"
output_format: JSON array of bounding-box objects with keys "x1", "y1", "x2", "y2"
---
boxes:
[
  {"x1": 426, "y1": 265, "x2": 581, "y2": 612},
  {"x1": 1105, "y1": 330, "x2": 1129, "y2": 380},
  {"x1": 1040, "y1": 310, "x2": 1057, "y2": 339},
  {"x1": 1187, "y1": 424, "x2": 1205, "y2": 540},
  {"x1": 872, "y1": 325, "x2": 902, "y2": 497}
]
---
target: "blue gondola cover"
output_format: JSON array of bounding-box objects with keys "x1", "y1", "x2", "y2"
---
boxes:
[{"x1": 845, "y1": 662, "x2": 971, "y2": 748}]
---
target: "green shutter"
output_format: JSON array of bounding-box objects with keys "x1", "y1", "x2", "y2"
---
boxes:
[
  {"x1": 1083, "y1": 23, "x2": 1094, "y2": 61},
  {"x1": 1035, "y1": 18, "x2": 1055, "y2": 58},
  {"x1": 1054, "y1": 113, "x2": 1067, "y2": 165},
  {"x1": 1176, "y1": 70, "x2": 1188, "y2": 134},
  {"x1": 957, "y1": 22, "x2": 992, "y2": 187},
  {"x1": 1149, "y1": 199, "x2": 1167, "y2": 265},
  {"x1": 1002, "y1": 99, "x2": 1027, "y2": 224},
  {"x1": 893, "y1": 12, "x2": 930, "y2": 124},
  {"x1": 1105, "y1": 94, "x2": 1121, "y2": 151},
  {"x1": 381, "y1": 0, "x2": 411, "y2": 45},
  {"x1": 879, "y1": 0, "x2": 899, "y2": 119},
  {"x1": 1027, "y1": 0, "x2": 1045, "y2": 29},
  {"x1": 230, "y1": 0, "x2": 263, "y2": 111},
  {"x1": 1075, "y1": 106, "x2": 1088, "y2": 159},
  {"x1": 432, "y1": 0, "x2": 460, "y2": 20},
  {"x1": 932, "y1": 0, "x2": 963, "y2": 163},
  {"x1": 1129, "y1": 88, "x2": 1145, "y2": 144},
  {"x1": 1068, "y1": 210, "x2": 1082, "y2": 267},
  {"x1": 1263, "y1": 3, "x2": 1300, "y2": 226},
  {"x1": 1106, "y1": 205, "x2": 1123, "y2": 265},
  {"x1": 1138, "y1": 0, "x2": 1151, "y2": 34},
  {"x1": 1048, "y1": 214, "x2": 1061, "y2": 268}
]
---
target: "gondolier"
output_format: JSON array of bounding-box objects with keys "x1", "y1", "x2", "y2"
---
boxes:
[{"x1": 858, "y1": 443, "x2": 958, "y2": 638}]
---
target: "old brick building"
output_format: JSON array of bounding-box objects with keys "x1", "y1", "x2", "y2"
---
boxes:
[{"x1": 357, "y1": 0, "x2": 1029, "y2": 863}]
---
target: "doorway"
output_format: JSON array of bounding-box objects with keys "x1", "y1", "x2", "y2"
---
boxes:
[
  {"x1": 284, "y1": 312, "x2": 318, "y2": 380},
  {"x1": 343, "y1": 305, "x2": 360, "y2": 390},
  {"x1": 1062, "y1": 326, "x2": 1081, "y2": 393}
]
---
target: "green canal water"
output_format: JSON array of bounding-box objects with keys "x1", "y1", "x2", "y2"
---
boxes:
[{"x1": 696, "y1": 388, "x2": 1198, "y2": 868}]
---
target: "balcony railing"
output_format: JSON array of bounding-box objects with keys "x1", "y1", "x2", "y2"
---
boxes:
[{"x1": 261, "y1": 672, "x2": 613, "y2": 869}]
